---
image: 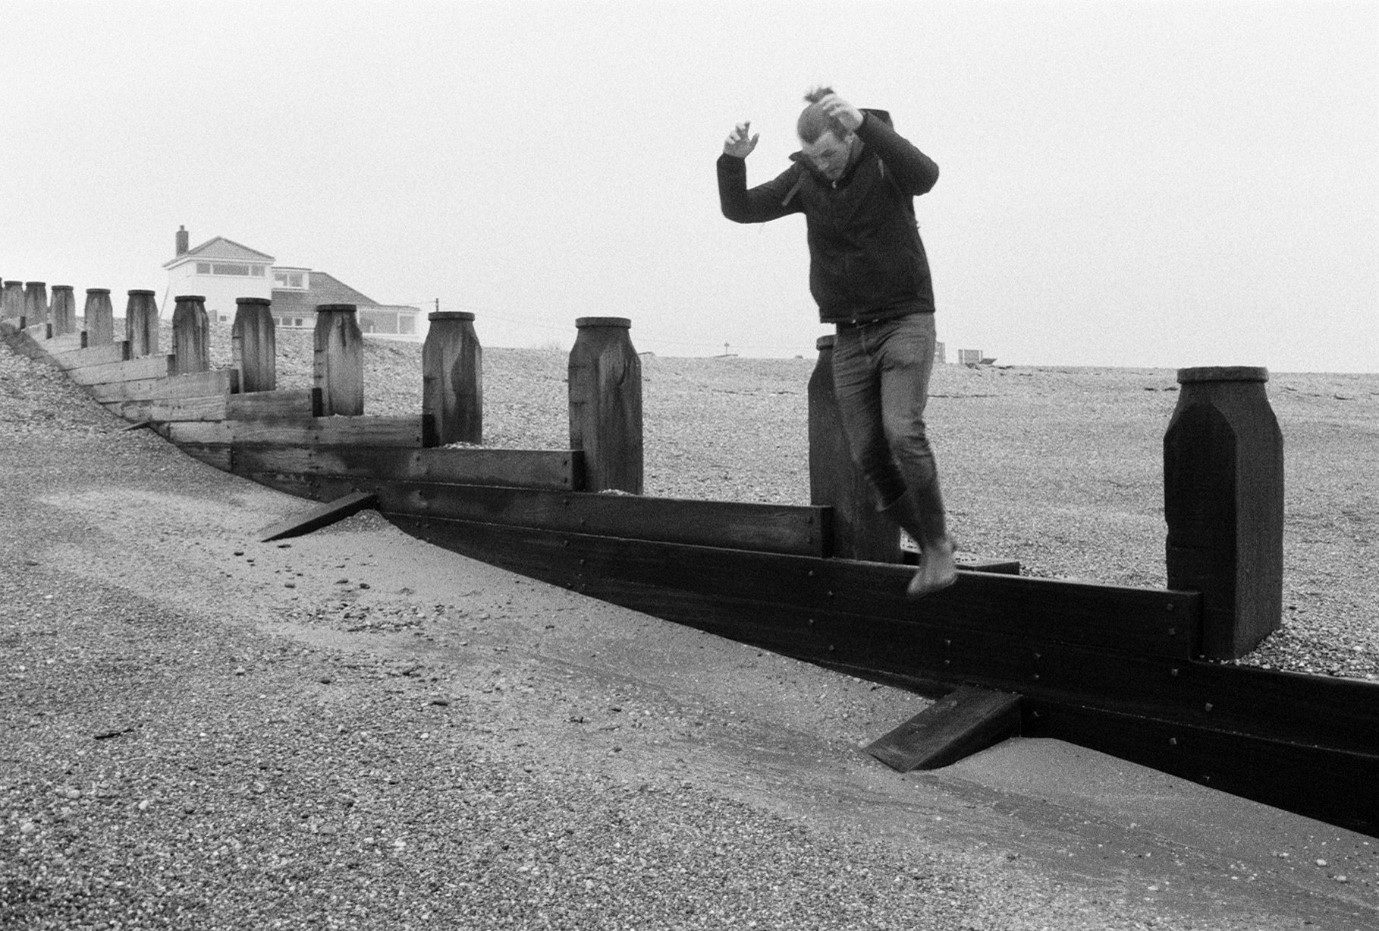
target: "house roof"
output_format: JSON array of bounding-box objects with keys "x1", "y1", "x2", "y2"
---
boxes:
[
  {"x1": 164, "y1": 236, "x2": 275, "y2": 268},
  {"x1": 270, "y1": 271, "x2": 378, "y2": 318}
]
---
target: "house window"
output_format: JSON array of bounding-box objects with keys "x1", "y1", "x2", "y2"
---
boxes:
[
  {"x1": 211, "y1": 263, "x2": 250, "y2": 276},
  {"x1": 273, "y1": 271, "x2": 305, "y2": 288},
  {"x1": 399, "y1": 315, "x2": 416, "y2": 335},
  {"x1": 196, "y1": 263, "x2": 211, "y2": 274}
]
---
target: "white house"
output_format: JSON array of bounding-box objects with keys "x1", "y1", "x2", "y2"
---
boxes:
[{"x1": 162, "y1": 226, "x2": 423, "y2": 338}]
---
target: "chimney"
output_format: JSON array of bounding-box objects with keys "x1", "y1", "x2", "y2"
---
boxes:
[{"x1": 176, "y1": 225, "x2": 189, "y2": 256}]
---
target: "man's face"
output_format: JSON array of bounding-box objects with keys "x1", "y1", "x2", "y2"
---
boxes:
[{"x1": 801, "y1": 131, "x2": 854, "y2": 181}]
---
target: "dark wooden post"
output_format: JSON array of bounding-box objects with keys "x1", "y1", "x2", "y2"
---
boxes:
[
  {"x1": 126, "y1": 290, "x2": 159, "y2": 357},
  {"x1": 568, "y1": 316, "x2": 642, "y2": 493},
  {"x1": 49, "y1": 286, "x2": 77, "y2": 337},
  {"x1": 83, "y1": 289, "x2": 114, "y2": 346},
  {"x1": 23, "y1": 282, "x2": 48, "y2": 332},
  {"x1": 1, "y1": 281, "x2": 25, "y2": 322},
  {"x1": 313, "y1": 303, "x2": 364, "y2": 416},
  {"x1": 422, "y1": 310, "x2": 482, "y2": 446},
  {"x1": 171, "y1": 295, "x2": 210, "y2": 375},
  {"x1": 808, "y1": 335, "x2": 900, "y2": 562},
  {"x1": 232, "y1": 297, "x2": 276, "y2": 392},
  {"x1": 1164, "y1": 366, "x2": 1284, "y2": 660}
]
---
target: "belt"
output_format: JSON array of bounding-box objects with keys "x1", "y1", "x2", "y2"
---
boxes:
[
  {"x1": 834, "y1": 310, "x2": 930, "y2": 331},
  {"x1": 835, "y1": 316, "x2": 888, "y2": 331}
]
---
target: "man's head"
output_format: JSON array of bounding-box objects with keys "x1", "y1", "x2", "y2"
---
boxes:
[{"x1": 797, "y1": 86, "x2": 857, "y2": 182}]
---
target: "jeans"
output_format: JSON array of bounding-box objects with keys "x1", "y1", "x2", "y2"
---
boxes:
[{"x1": 831, "y1": 313, "x2": 942, "y2": 516}]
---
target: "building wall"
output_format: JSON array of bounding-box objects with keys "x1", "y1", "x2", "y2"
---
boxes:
[{"x1": 167, "y1": 261, "x2": 272, "y2": 322}]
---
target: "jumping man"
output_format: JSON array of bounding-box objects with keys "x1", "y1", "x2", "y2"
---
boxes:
[{"x1": 717, "y1": 87, "x2": 957, "y2": 597}]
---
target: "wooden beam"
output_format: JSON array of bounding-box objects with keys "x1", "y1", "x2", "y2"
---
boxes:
[
  {"x1": 177, "y1": 443, "x2": 232, "y2": 470},
  {"x1": 37, "y1": 333, "x2": 83, "y2": 354},
  {"x1": 232, "y1": 444, "x2": 581, "y2": 490},
  {"x1": 49, "y1": 341, "x2": 131, "y2": 371},
  {"x1": 105, "y1": 394, "x2": 227, "y2": 422},
  {"x1": 224, "y1": 388, "x2": 319, "y2": 420},
  {"x1": 230, "y1": 416, "x2": 427, "y2": 447},
  {"x1": 67, "y1": 354, "x2": 174, "y2": 386},
  {"x1": 89, "y1": 369, "x2": 237, "y2": 404},
  {"x1": 363, "y1": 482, "x2": 828, "y2": 557},
  {"x1": 866, "y1": 686, "x2": 1022, "y2": 771},
  {"x1": 902, "y1": 544, "x2": 1021, "y2": 575},
  {"x1": 258, "y1": 491, "x2": 378, "y2": 542},
  {"x1": 163, "y1": 421, "x2": 233, "y2": 445},
  {"x1": 1026, "y1": 702, "x2": 1378, "y2": 835},
  {"x1": 393, "y1": 516, "x2": 1199, "y2": 660}
]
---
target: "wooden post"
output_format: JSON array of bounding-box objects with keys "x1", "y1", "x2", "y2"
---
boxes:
[
  {"x1": 808, "y1": 335, "x2": 901, "y2": 561},
  {"x1": 171, "y1": 295, "x2": 210, "y2": 375},
  {"x1": 23, "y1": 282, "x2": 48, "y2": 332},
  {"x1": 422, "y1": 311, "x2": 482, "y2": 446},
  {"x1": 1164, "y1": 366, "x2": 1284, "y2": 660},
  {"x1": 1, "y1": 281, "x2": 25, "y2": 322},
  {"x1": 313, "y1": 303, "x2": 364, "y2": 416},
  {"x1": 126, "y1": 290, "x2": 159, "y2": 357},
  {"x1": 568, "y1": 316, "x2": 642, "y2": 493},
  {"x1": 49, "y1": 286, "x2": 77, "y2": 337},
  {"x1": 83, "y1": 288, "x2": 114, "y2": 346},
  {"x1": 232, "y1": 297, "x2": 277, "y2": 392}
]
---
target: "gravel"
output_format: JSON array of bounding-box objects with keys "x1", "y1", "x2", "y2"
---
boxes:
[{"x1": 4, "y1": 326, "x2": 1377, "y2": 929}]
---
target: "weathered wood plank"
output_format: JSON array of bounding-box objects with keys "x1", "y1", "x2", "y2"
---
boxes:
[
  {"x1": 230, "y1": 416, "x2": 426, "y2": 448},
  {"x1": 89, "y1": 369, "x2": 236, "y2": 404},
  {"x1": 67, "y1": 354, "x2": 174, "y2": 386},
  {"x1": 163, "y1": 421, "x2": 234, "y2": 445},
  {"x1": 224, "y1": 388, "x2": 319, "y2": 420},
  {"x1": 232, "y1": 444, "x2": 581, "y2": 490},
  {"x1": 178, "y1": 443, "x2": 233, "y2": 471},
  {"x1": 393, "y1": 516, "x2": 1199, "y2": 660},
  {"x1": 866, "y1": 687, "x2": 1022, "y2": 771},
  {"x1": 830, "y1": 565, "x2": 1196, "y2": 659},
  {"x1": 258, "y1": 491, "x2": 378, "y2": 542},
  {"x1": 37, "y1": 333, "x2": 83, "y2": 354},
  {"x1": 902, "y1": 544, "x2": 1021, "y2": 575},
  {"x1": 1025, "y1": 702, "x2": 1378, "y2": 835},
  {"x1": 106, "y1": 394, "x2": 228, "y2": 422},
  {"x1": 240, "y1": 471, "x2": 358, "y2": 503},
  {"x1": 366, "y1": 482, "x2": 827, "y2": 557},
  {"x1": 50, "y1": 341, "x2": 131, "y2": 370}
]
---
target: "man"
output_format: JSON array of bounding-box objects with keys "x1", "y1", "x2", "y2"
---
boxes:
[{"x1": 717, "y1": 87, "x2": 956, "y2": 597}]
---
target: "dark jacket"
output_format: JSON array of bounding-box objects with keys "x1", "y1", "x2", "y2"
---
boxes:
[{"x1": 717, "y1": 109, "x2": 940, "y2": 324}]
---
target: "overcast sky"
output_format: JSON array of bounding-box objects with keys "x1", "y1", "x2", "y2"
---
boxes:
[{"x1": 3, "y1": 0, "x2": 1375, "y2": 371}]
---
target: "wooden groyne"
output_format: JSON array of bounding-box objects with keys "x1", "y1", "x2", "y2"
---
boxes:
[{"x1": 2, "y1": 285, "x2": 1375, "y2": 836}]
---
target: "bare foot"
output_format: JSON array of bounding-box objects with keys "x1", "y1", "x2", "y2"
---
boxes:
[{"x1": 907, "y1": 538, "x2": 957, "y2": 599}]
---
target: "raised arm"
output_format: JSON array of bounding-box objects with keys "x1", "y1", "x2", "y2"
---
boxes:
[
  {"x1": 716, "y1": 120, "x2": 804, "y2": 224},
  {"x1": 855, "y1": 111, "x2": 939, "y2": 195}
]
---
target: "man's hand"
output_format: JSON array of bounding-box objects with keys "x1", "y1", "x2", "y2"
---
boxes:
[
  {"x1": 723, "y1": 121, "x2": 759, "y2": 158},
  {"x1": 814, "y1": 92, "x2": 864, "y2": 133}
]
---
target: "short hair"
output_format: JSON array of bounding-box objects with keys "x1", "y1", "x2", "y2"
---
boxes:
[{"x1": 797, "y1": 86, "x2": 849, "y2": 144}]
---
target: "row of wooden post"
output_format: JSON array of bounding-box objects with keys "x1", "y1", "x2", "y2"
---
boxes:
[
  {"x1": 420, "y1": 316, "x2": 1286, "y2": 660},
  {"x1": 2, "y1": 281, "x2": 1284, "y2": 660},
  {"x1": 1, "y1": 281, "x2": 162, "y2": 354}
]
